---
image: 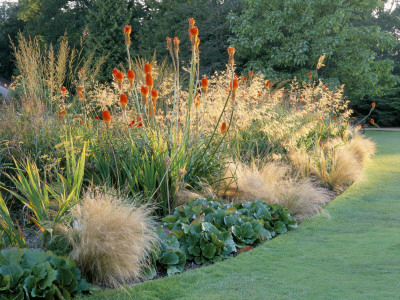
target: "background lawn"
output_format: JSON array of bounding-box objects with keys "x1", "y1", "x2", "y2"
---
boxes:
[{"x1": 88, "y1": 131, "x2": 400, "y2": 300}]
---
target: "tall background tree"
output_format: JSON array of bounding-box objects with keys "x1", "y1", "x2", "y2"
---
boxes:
[
  {"x1": 137, "y1": 0, "x2": 243, "y2": 76},
  {"x1": 0, "y1": 1, "x2": 25, "y2": 80},
  {"x1": 230, "y1": 0, "x2": 399, "y2": 113}
]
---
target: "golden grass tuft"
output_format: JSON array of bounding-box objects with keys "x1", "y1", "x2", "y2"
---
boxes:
[
  {"x1": 312, "y1": 147, "x2": 363, "y2": 189},
  {"x1": 70, "y1": 191, "x2": 157, "y2": 287},
  {"x1": 345, "y1": 135, "x2": 376, "y2": 166},
  {"x1": 227, "y1": 162, "x2": 330, "y2": 219}
]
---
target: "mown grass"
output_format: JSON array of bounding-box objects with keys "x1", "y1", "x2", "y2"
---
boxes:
[{"x1": 86, "y1": 131, "x2": 400, "y2": 299}]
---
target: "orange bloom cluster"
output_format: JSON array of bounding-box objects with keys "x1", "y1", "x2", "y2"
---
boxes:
[
  {"x1": 103, "y1": 110, "x2": 111, "y2": 129},
  {"x1": 61, "y1": 86, "x2": 67, "y2": 94},
  {"x1": 194, "y1": 95, "x2": 200, "y2": 108},
  {"x1": 265, "y1": 80, "x2": 270, "y2": 88},
  {"x1": 141, "y1": 85, "x2": 149, "y2": 105},
  {"x1": 78, "y1": 87, "x2": 85, "y2": 100},
  {"x1": 127, "y1": 70, "x2": 135, "y2": 88},
  {"x1": 370, "y1": 119, "x2": 375, "y2": 124},
  {"x1": 124, "y1": 25, "x2": 131, "y2": 46},
  {"x1": 227, "y1": 47, "x2": 235, "y2": 66},
  {"x1": 58, "y1": 108, "x2": 66, "y2": 120},
  {"x1": 144, "y1": 63, "x2": 152, "y2": 75},
  {"x1": 201, "y1": 77, "x2": 208, "y2": 93},
  {"x1": 151, "y1": 89, "x2": 158, "y2": 110},
  {"x1": 221, "y1": 122, "x2": 227, "y2": 134},
  {"x1": 120, "y1": 93, "x2": 128, "y2": 111}
]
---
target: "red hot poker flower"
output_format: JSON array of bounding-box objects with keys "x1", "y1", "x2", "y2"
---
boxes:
[
  {"x1": 58, "y1": 109, "x2": 66, "y2": 120},
  {"x1": 370, "y1": 119, "x2": 375, "y2": 124},
  {"x1": 146, "y1": 73, "x2": 153, "y2": 90},
  {"x1": 227, "y1": 47, "x2": 235, "y2": 65},
  {"x1": 308, "y1": 72, "x2": 312, "y2": 78},
  {"x1": 201, "y1": 77, "x2": 208, "y2": 93},
  {"x1": 323, "y1": 84, "x2": 327, "y2": 91},
  {"x1": 265, "y1": 80, "x2": 270, "y2": 88},
  {"x1": 151, "y1": 89, "x2": 158, "y2": 102},
  {"x1": 141, "y1": 85, "x2": 149, "y2": 105},
  {"x1": 102, "y1": 110, "x2": 111, "y2": 129},
  {"x1": 112, "y1": 68, "x2": 119, "y2": 79},
  {"x1": 61, "y1": 86, "x2": 67, "y2": 94},
  {"x1": 232, "y1": 76, "x2": 239, "y2": 93},
  {"x1": 95, "y1": 116, "x2": 100, "y2": 120},
  {"x1": 116, "y1": 71, "x2": 123, "y2": 90},
  {"x1": 249, "y1": 71, "x2": 253, "y2": 78},
  {"x1": 124, "y1": 25, "x2": 131, "y2": 36},
  {"x1": 127, "y1": 70, "x2": 135, "y2": 86},
  {"x1": 120, "y1": 93, "x2": 128, "y2": 111},
  {"x1": 243, "y1": 76, "x2": 247, "y2": 83},
  {"x1": 194, "y1": 96, "x2": 200, "y2": 108},
  {"x1": 188, "y1": 18, "x2": 195, "y2": 29},
  {"x1": 372, "y1": 102, "x2": 376, "y2": 108},
  {"x1": 78, "y1": 87, "x2": 85, "y2": 100},
  {"x1": 173, "y1": 37, "x2": 180, "y2": 55},
  {"x1": 144, "y1": 63, "x2": 152, "y2": 75},
  {"x1": 221, "y1": 122, "x2": 227, "y2": 134},
  {"x1": 124, "y1": 25, "x2": 132, "y2": 46}
]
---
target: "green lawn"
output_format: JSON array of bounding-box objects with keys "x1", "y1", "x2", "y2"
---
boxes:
[{"x1": 88, "y1": 131, "x2": 400, "y2": 300}]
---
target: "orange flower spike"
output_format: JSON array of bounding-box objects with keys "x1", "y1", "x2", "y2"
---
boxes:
[
  {"x1": 370, "y1": 119, "x2": 375, "y2": 124},
  {"x1": 265, "y1": 80, "x2": 270, "y2": 88},
  {"x1": 308, "y1": 72, "x2": 312, "y2": 78},
  {"x1": 357, "y1": 124, "x2": 362, "y2": 130},
  {"x1": 166, "y1": 37, "x2": 174, "y2": 57},
  {"x1": 151, "y1": 88, "x2": 158, "y2": 100},
  {"x1": 201, "y1": 77, "x2": 208, "y2": 93},
  {"x1": 102, "y1": 110, "x2": 111, "y2": 130},
  {"x1": 313, "y1": 96, "x2": 317, "y2": 101},
  {"x1": 124, "y1": 25, "x2": 132, "y2": 46},
  {"x1": 243, "y1": 77, "x2": 247, "y2": 83},
  {"x1": 232, "y1": 76, "x2": 239, "y2": 93},
  {"x1": 127, "y1": 70, "x2": 135, "y2": 88},
  {"x1": 140, "y1": 85, "x2": 149, "y2": 105},
  {"x1": 221, "y1": 122, "x2": 227, "y2": 134},
  {"x1": 78, "y1": 87, "x2": 85, "y2": 100},
  {"x1": 120, "y1": 93, "x2": 128, "y2": 111},
  {"x1": 146, "y1": 73, "x2": 154, "y2": 90},
  {"x1": 249, "y1": 71, "x2": 253, "y2": 79},
  {"x1": 194, "y1": 95, "x2": 200, "y2": 108},
  {"x1": 112, "y1": 68, "x2": 119, "y2": 79},
  {"x1": 116, "y1": 71, "x2": 124, "y2": 90},
  {"x1": 144, "y1": 63, "x2": 152, "y2": 75},
  {"x1": 323, "y1": 84, "x2": 327, "y2": 91},
  {"x1": 173, "y1": 37, "x2": 180, "y2": 56},
  {"x1": 190, "y1": 26, "x2": 199, "y2": 46},
  {"x1": 61, "y1": 86, "x2": 67, "y2": 95},
  {"x1": 372, "y1": 102, "x2": 376, "y2": 109},
  {"x1": 58, "y1": 108, "x2": 66, "y2": 120},
  {"x1": 188, "y1": 18, "x2": 195, "y2": 29},
  {"x1": 227, "y1": 47, "x2": 236, "y2": 66},
  {"x1": 333, "y1": 116, "x2": 336, "y2": 121}
]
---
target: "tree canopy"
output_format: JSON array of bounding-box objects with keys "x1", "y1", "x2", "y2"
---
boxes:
[{"x1": 230, "y1": 0, "x2": 399, "y2": 104}]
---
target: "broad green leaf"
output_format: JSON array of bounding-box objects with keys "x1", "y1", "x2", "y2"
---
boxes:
[
  {"x1": 202, "y1": 244, "x2": 216, "y2": 259},
  {"x1": 158, "y1": 252, "x2": 179, "y2": 265}
]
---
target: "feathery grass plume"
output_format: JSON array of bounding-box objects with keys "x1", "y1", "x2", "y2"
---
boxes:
[
  {"x1": 70, "y1": 190, "x2": 157, "y2": 287},
  {"x1": 226, "y1": 162, "x2": 329, "y2": 219},
  {"x1": 312, "y1": 146, "x2": 363, "y2": 189},
  {"x1": 345, "y1": 136, "x2": 376, "y2": 166}
]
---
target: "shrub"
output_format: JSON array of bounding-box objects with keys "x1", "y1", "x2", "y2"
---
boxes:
[
  {"x1": 0, "y1": 248, "x2": 91, "y2": 299},
  {"x1": 226, "y1": 162, "x2": 330, "y2": 219},
  {"x1": 69, "y1": 190, "x2": 157, "y2": 287}
]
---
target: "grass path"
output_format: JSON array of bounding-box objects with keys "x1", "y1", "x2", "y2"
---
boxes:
[{"x1": 89, "y1": 131, "x2": 400, "y2": 299}]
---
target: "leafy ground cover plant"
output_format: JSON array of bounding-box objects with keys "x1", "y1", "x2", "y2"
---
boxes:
[
  {"x1": 145, "y1": 198, "x2": 296, "y2": 277},
  {"x1": 0, "y1": 247, "x2": 93, "y2": 299}
]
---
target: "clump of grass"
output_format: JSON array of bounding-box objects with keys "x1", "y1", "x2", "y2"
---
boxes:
[
  {"x1": 70, "y1": 190, "x2": 157, "y2": 287},
  {"x1": 346, "y1": 136, "x2": 376, "y2": 166},
  {"x1": 226, "y1": 162, "x2": 329, "y2": 219},
  {"x1": 312, "y1": 146, "x2": 363, "y2": 189}
]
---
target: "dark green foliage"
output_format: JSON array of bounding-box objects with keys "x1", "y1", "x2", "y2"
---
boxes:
[
  {"x1": 230, "y1": 0, "x2": 398, "y2": 102},
  {"x1": 369, "y1": 87, "x2": 400, "y2": 127},
  {"x1": 138, "y1": 0, "x2": 243, "y2": 75},
  {"x1": 146, "y1": 198, "x2": 296, "y2": 277},
  {"x1": 0, "y1": 248, "x2": 92, "y2": 299},
  {"x1": 85, "y1": 0, "x2": 132, "y2": 82},
  {"x1": 0, "y1": 2, "x2": 24, "y2": 80}
]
